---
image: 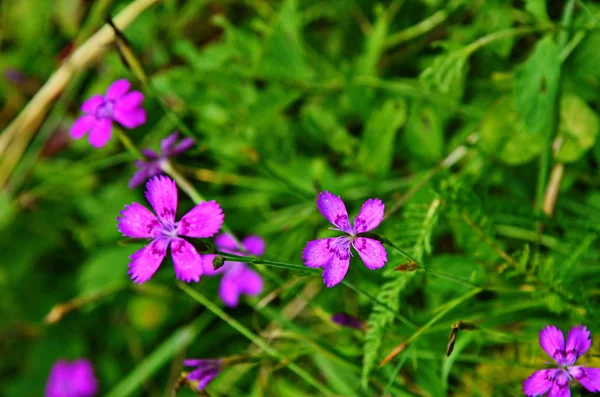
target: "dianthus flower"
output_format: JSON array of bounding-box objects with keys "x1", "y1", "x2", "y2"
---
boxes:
[
  {"x1": 117, "y1": 176, "x2": 223, "y2": 283},
  {"x1": 129, "y1": 132, "x2": 194, "y2": 188},
  {"x1": 523, "y1": 325, "x2": 600, "y2": 396},
  {"x1": 45, "y1": 359, "x2": 98, "y2": 397},
  {"x1": 302, "y1": 191, "x2": 387, "y2": 287},
  {"x1": 331, "y1": 312, "x2": 366, "y2": 330},
  {"x1": 183, "y1": 359, "x2": 222, "y2": 390},
  {"x1": 203, "y1": 233, "x2": 264, "y2": 307},
  {"x1": 70, "y1": 79, "x2": 146, "y2": 148}
]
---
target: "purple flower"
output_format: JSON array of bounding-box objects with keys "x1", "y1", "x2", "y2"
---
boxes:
[
  {"x1": 302, "y1": 191, "x2": 388, "y2": 287},
  {"x1": 523, "y1": 325, "x2": 600, "y2": 396},
  {"x1": 203, "y1": 233, "x2": 264, "y2": 307},
  {"x1": 129, "y1": 132, "x2": 194, "y2": 188},
  {"x1": 45, "y1": 359, "x2": 98, "y2": 397},
  {"x1": 70, "y1": 79, "x2": 146, "y2": 148},
  {"x1": 117, "y1": 175, "x2": 224, "y2": 283},
  {"x1": 183, "y1": 359, "x2": 222, "y2": 390},
  {"x1": 331, "y1": 312, "x2": 366, "y2": 330}
]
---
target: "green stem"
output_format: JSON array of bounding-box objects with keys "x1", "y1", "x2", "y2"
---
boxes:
[
  {"x1": 178, "y1": 283, "x2": 336, "y2": 396},
  {"x1": 116, "y1": 128, "x2": 144, "y2": 160}
]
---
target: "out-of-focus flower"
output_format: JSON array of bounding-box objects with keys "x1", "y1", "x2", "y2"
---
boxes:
[
  {"x1": 183, "y1": 359, "x2": 222, "y2": 391},
  {"x1": 523, "y1": 325, "x2": 600, "y2": 396},
  {"x1": 203, "y1": 233, "x2": 264, "y2": 307},
  {"x1": 70, "y1": 79, "x2": 146, "y2": 148},
  {"x1": 45, "y1": 359, "x2": 98, "y2": 397},
  {"x1": 117, "y1": 176, "x2": 223, "y2": 283},
  {"x1": 129, "y1": 132, "x2": 194, "y2": 188},
  {"x1": 302, "y1": 191, "x2": 387, "y2": 287},
  {"x1": 331, "y1": 312, "x2": 366, "y2": 330}
]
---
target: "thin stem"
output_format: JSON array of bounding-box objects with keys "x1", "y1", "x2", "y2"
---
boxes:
[{"x1": 116, "y1": 128, "x2": 144, "y2": 160}]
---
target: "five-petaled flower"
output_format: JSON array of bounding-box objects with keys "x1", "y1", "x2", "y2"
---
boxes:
[
  {"x1": 70, "y1": 79, "x2": 146, "y2": 148},
  {"x1": 117, "y1": 175, "x2": 224, "y2": 283},
  {"x1": 183, "y1": 359, "x2": 222, "y2": 391},
  {"x1": 129, "y1": 132, "x2": 194, "y2": 188},
  {"x1": 45, "y1": 358, "x2": 98, "y2": 397},
  {"x1": 203, "y1": 233, "x2": 264, "y2": 307},
  {"x1": 302, "y1": 191, "x2": 387, "y2": 287},
  {"x1": 523, "y1": 324, "x2": 600, "y2": 397}
]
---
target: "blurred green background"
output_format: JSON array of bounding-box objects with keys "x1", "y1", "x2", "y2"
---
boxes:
[{"x1": 3, "y1": 0, "x2": 600, "y2": 396}]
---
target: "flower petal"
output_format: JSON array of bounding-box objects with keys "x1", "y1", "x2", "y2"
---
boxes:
[
  {"x1": 322, "y1": 252, "x2": 350, "y2": 288},
  {"x1": 187, "y1": 366, "x2": 220, "y2": 390},
  {"x1": 219, "y1": 273, "x2": 241, "y2": 307},
  {"x1": 214, "y1": 233, "x2": 239, "y2": 252},
  {"x1": 173, "y1": 137, "x2": 195, "y2": 155},
  {"x1": 106, "y1": 79, "x2": 131, "y2": 100},
  {"x1": 70, "y1": 115, "x2": 95, "y2": 139},
  {"x1": 115, "y1": 91, "x2": 144, "y2": 110},
  {"x1": 70, "y1": 359, "x2": 98, "y2": 396},
  {"x1": 302, "y1": 238, "x2": 334, "y2": 268},
  {"x1": 145, "y1": 175, "x2": 178, "y2": 224},
  {"x1": 170, "y1": 238, "x2": 203, "y2": 282},
  {"x1": 129, "y1": 163, "x2": 162, "y2": 189},
  {"x1": 128, "y1": 239, "x2": 168, "y2": 284},
  {"x1": 540, "y1": 325, "x2": 565, "y2": 363},
  {"x1": 87, "y1": 118, "x2": 112, "y2": 148},
  {"x1": 353, "y1": 237, "x2": 387, "y2": 270},
  {"x1": 238, "y1": 266, "x2": 263, "y2": 296},
  {"x1": 160, "y1": 132, "x2": 179, "y2": 154},
  {"x1": 354, "y1": 198, "x2": 385, "y2": 233},
  {"x1": 570, "y1": 366, "x2": 600, "y2": 393},
  {"x1": 179, "y1": 200, "x2": 224, "y2": 238},
  {"x1": 200, "y1": 254, "x2": 225, "y2": 276},
  {"x1": 113, "y1": 107, "x2": 147, "y2": 128},
  {"x1": 316, "y1": 191, "x2": 353, "y2": 234},
  {"x1": 523, "y1": 369, "x2": 557, "y2": 396},
  {"x1": 565, "y1": 325, "x2": 592, "y2": 365},
  {"x1": 117, "y1": 202, "x2": 160, "y2": 238},
  {"x1": 242, "y1": 235, "x2": 266, "y2": 256},
  {"x1": 547, "y1": 379, "x2": 571, "y2": 397},
  {"x1": 81, "y1": 94, "x2": 105, "y2": 113}
]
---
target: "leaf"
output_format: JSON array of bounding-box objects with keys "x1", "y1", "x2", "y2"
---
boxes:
[
  {"x1": 515, "y1": 36, "x2": 560, "y2": 133},
  {"x1": 402, "y1": 102, "x2": 444, "y2": 164},
  {"x1": 358, "y1": 99, "x2": 407, "y2": 175},
  {"x1": 555, "y1": 94, "x2": 600, "y2": 163},
  {"x1": 525, "y1": 0, "x2": 550, "y2": 22},
  {"x1": 77, "y1": 247, "x2": 130, "y2": 295},
  {"x1": 301, "y1": 105, "x2": 358, "y2": 157}
]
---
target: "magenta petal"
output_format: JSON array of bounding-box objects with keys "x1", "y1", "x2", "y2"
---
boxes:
[
  {"x1": 219, "y1": 274, "x2": 241, "y2": 307},
  {"x1": 128, "y1": 239, "x2": 168, "y2": 284},
  {"x1": 354, "y1": 198, "x2": 385, "y2": 233},
  {"x1": 113, "y1": 107, "x2": 147, "y2": 128},
  {"x1": 302, "y1": 239, "x2": 334, "y2": 268},
  {"x1": 540, "y1": 325, "x2": 566, "y2": 363},
  {"x1": 173, "y1": 137, "x2": 195, "y2": 155},
  {"x1": 69, "y1": 359, "x2": 98, "y2": 396},
  {"x1": 353, "y1": 237, "x2": 387, "y2": 270},
  {"x1": 145, "y1": 176, "x2": 178, "y2": 224},
  {"x1": 565, "y1": 325, "x2": 591, "y2": 364},
  {"x1": 238, "y1": 266, "x2": 263, "y2": 296},
  {"x1": 316, "y1": 191, "x2": 353, "y2": 233},
  {"x1": 170, "y1": 238, "x2": 203, "y2": 282},
  {"x1": 88, "y1": 118, "x2": 112, "y2": 148},
  {"x1": 129, "y1": 167, "x2": 152, "y2": 189},
  {"x1": 81, "y1": 94, "x2": 105, "y2": 113},
  {"x1": 200, "y1": 254, "x2": 225, "y2": 276},
  {"x1": 70, "y1": 115, "x2": 95, "y2": 139},
  {"x1": 322, "y1": 253, "x2": 350, "y2": 288},
  {"x1": 160, "y1": 133, "x2": 179, "y2": 154},
  {"x1": 117, "y1": 202, "x2": 160, "y2": 238},
  {"x1": 106, "y1": 79, "x2": 131, "y2": 100},
  {"x1": 179, "y1": 201, "x2": 224, "y2": 238},
  {"x1": 571, "y1": 367, "x2": 600, "y2": 393},
  {"x1": 547, "y1": 376, "x2": 571, "y2": 397},
  {"x1": 523, "y1": 369, "x2": 556, "y2": 396},
  {"x1": 115, "y1": 91, "x2": 144, "y2": 110},
  {"x1": 242, "y1": 235, "x2": 266, "y2": 256},
  {"x1": 214, "y1": 233, "x2": 239, "y2": 252},
  {"x1": 45, "y1": 359, "x2": 98, "y2": 397}
]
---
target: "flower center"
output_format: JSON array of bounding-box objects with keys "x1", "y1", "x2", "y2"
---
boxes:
[
  {"x1": 159, "y1": 221, "x2": 180, "y2": 240},
  {"x1": 95, "y1": 100, "x2": 114, "y2": 119}
]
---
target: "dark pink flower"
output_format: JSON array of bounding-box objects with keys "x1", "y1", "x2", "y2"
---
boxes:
[
  {"x1": 183, "y1": 359, "x2": 222, "y2": 390},
  {"x1": 331, "y1": 312, "x2": 366, "y2": 330},
  {"x1": 117, "y1": 176, "x2": 224, "y2": 283},
  {"x1": 203, "y1": 233, "x2": 264, "y2": 307},
  {"x1": 523, "y1": 325, "x2": 600, "y2": 396},
  {"x1": 302, "y1": 191, "x2": 387, "y2": 287},
  {"x1": 45, "y1": 359, "x2": 98, "y2": 397},
  {"x1": 70, "y1": 79, "x2": 146, "y2": 148},
  {"x1": 129, "y1": 132, "x2": 194, "y2": 188}
]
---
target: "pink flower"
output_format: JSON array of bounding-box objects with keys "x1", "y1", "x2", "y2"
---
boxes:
[
  {"x1": 129, "y1": 132, "x2": 194, "y2": 188},
  {"x1": 203, "y1": 233, "x2": 264, "y2": 307},
  {"x1": 183, "y1": 359, "x2": 222, "y2": 390},
  {"x1": 45, "y1": 359, "x2": 98, "y2": 397},
  {"x1": 70, "y1": 79, "x2": 146, "y2": 148},
  {"x1": 302, "y1": 191, "x2": 387, "y2": 287},
  {"x1": 117, "y1": 176, "x2": 224, "y2": 283},
  {"x1": 523, "y1": 325, "x2": 600, "y2": 396}
]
